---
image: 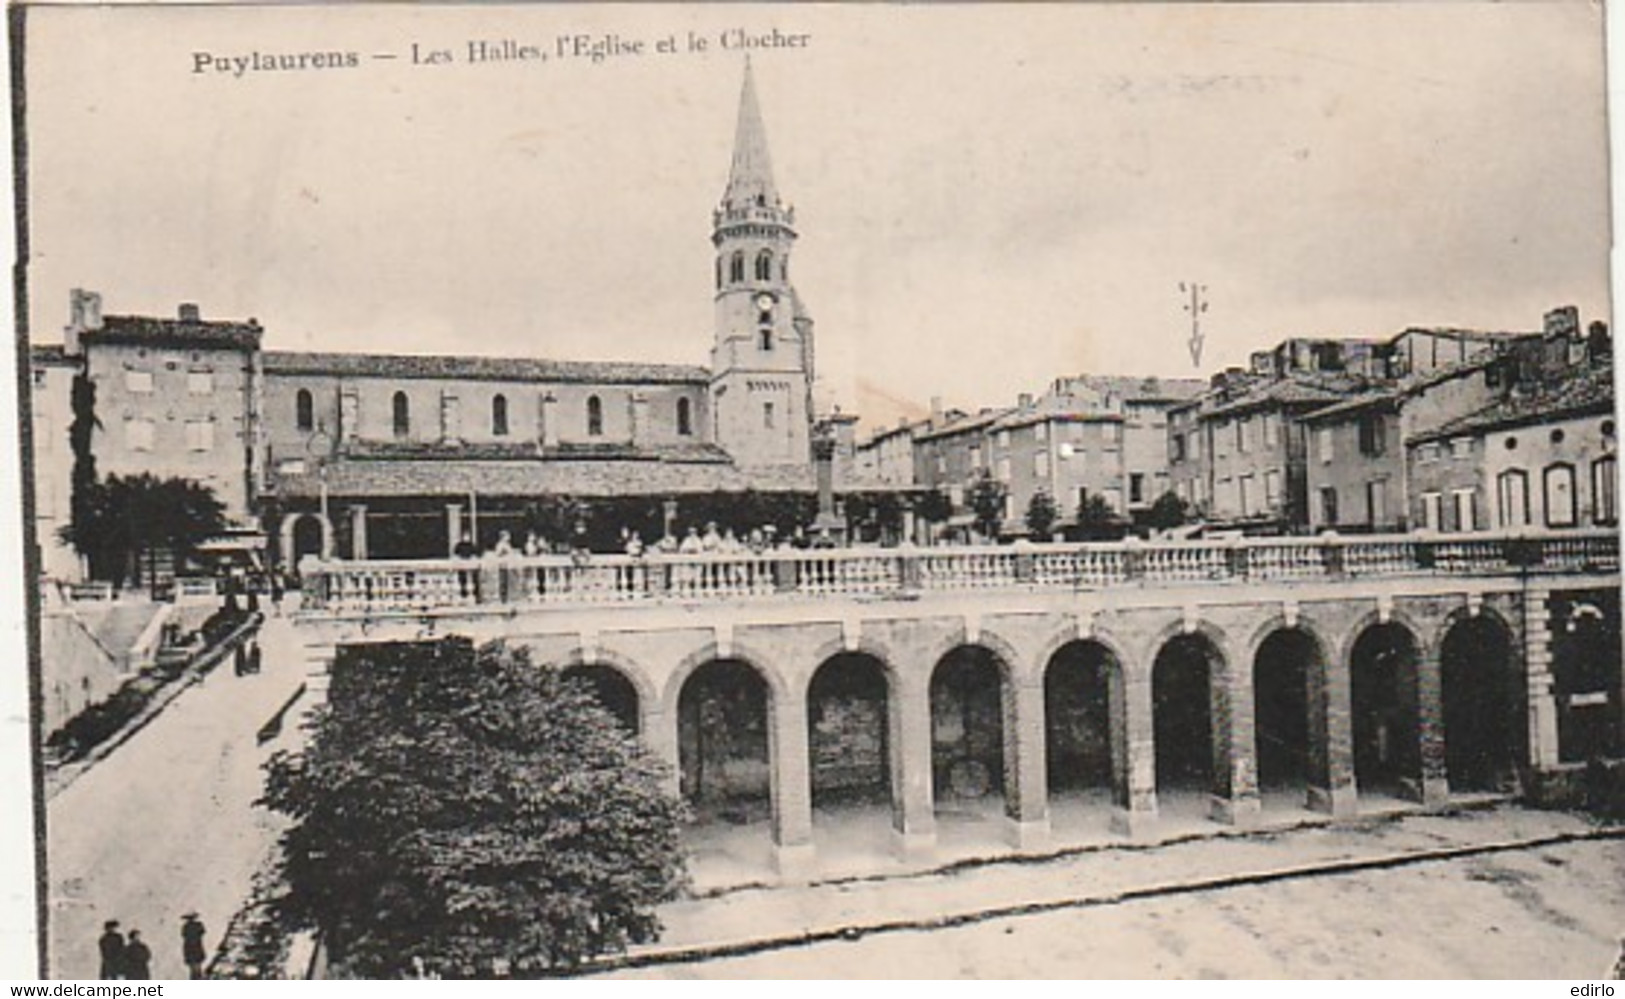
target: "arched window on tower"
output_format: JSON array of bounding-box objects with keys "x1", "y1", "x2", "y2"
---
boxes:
[
  {"x1": 295, "y1": 388, "x2": 314, "y2": 433},
  {"x1": 492, "y1": 394, "x2": 509, "y2": 437},
  {"x1": 677, "y1": 397, "x2": 693, "y2": 437},
  {"x1": 781, "y1": 256, "x2": 790, "y2": 281},
  {"x1": 392, "y1": 391, "x2": 410, "y2": 438},
  {"x1": 729, "y1": 252, "x2": 745, "y2": 284},
  {"x1": 760, "y1": 328, "x2": 774, "y2": 351},
  {"x1": 587, "y1": 395, "x2": 604, "y2": 437},
  {"x1": 715, "y1": 256, "x2": 723, "y2": 290},
  {"x1": 756, "y1": 250, "x2": 773, "y2": 281}
]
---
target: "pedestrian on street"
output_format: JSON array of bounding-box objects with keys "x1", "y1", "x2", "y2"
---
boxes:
[
  {"x1": 181, "y1": 913, "x2": 207, "y2": 979},
  {"x1": 97, "y1": 920, "x2": 125, "y2": 979},
  {"x1": 269, "y1": 571, "x2": 284, "y2": 614},
  {"x1": 122, "y1": 930, "x2": 152, "y2": 980}
]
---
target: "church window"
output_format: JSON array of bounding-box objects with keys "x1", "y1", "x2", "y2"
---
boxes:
[
  {"x1": 763, "y1": 402, "x2": 775, "y2": 430},
  {"x1": 677, "y1": 397, "x2": 693, "y2": 436},
  {"x1": 729, "y1": 252, "x2": 745, "y2": 284},
  {"x1": 492, "y1": 394, "x2": 509, "y2": 437},
  {"x1": 295, "y1": 389, "x2": 314, "y2": 433},
  {"x1": 760, "y1": 328, "x2": 774, "y2": 351},
  {"x1": 781, "y1": 256, "x2": 790, "y2": 281},
  {"x1": 715, "y1": 256, "x2": 723, "y2": 290},
  {"x1": 587, "y1": 395, "x2": 604, "y2": 436},
  {"x1": 392, "y1": 391, "x2": 410, "y2": 438},
  {"x1": 756, "y1": 250, "x2": 773, "y2": 281}
]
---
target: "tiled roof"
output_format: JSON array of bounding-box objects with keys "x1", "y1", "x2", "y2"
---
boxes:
[
  {"x1": 912, "y1": 407, "x2": 1016, "y2": 443},
  {"x1": 1203, "y1": 374, "x2": 1365, "y2": 419},
  {"x1": 1411, "y1": 363, "x2": 1615, "y2": 443},
  {"x1": 29, "y1": 344, "x2": 75, "y2": 367},
  {"x1": 1299, "y1": 387, "x2": 1401, "y2": 424},
  {"x1": 1049, "y1": 374, "x2": 1208, "y2": 403},
  {"x1": 274, "y1": 457, "x2": 817, "y2": 499},
  {"x1": 85, "y1": 315, "x2": 263, "y2": 351},
  {"x1": 996, "y1": 407, "x2": 1125, "y2": 431},
  {"x1": 1391, "y1": 326, "x2": 1534, "y2": 343},
  {"x1": 262, "y1": 349, "x2": 709, "y2": 385},
  {"x1": 337, "y1": 439, "x2": 733, "y2": 463}
]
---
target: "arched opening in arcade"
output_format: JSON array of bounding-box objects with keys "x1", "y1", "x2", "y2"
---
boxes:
[
  {"x1": 290, "y1": 514, "x2": 326, "y2": 563},
  {"x1": 561, "y1": 663, "x2": 641, "y2": 735},
  {"x1": 1152, "y1": 633, "x2": 1226, "y2": 813},
  {"x1": 1044, "y1": 640, "x2": 1124, "y2": 825},
  {"x1": 1439, "y1": 616, "x2": 1519, "y2": 793},
  {"x1": 807, "y1": 653, "x2": 892, "y2": 810},
  {"x1": 677, "y1": 659, "x2": 772, "y2": 824},
  {"x1": 930, "y1": 645, "x2": 1009, "y2": 829},
  {"x1": 1350, "y1": 623, "x2": 1422, "y2": 801},
  {"x1": 1253, "y1": 628, "x2": 1320, "y2": 809},
  {"x1": 1551, "y1": 593, "x2": 1623, "y2": 763}
]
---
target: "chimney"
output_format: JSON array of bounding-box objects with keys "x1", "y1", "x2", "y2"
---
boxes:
[
  {"x1": 64, "y1": 288, "x2": 102, "y2": 356},
  {"x1": 1017, "y1": 392, "x2": 1034, "y2": 409},
  {"x1": 178, "y1": 302, "x2": 201, "y2": 322},
  {"x1": 1544, "y1": 306, "x2": 1579, "y2": 342},
  {"x1": 930, "y1": 395, "x2": 944, "y2": 425}
]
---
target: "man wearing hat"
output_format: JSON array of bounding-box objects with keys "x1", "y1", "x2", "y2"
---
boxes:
[
  {"x1": 181, "y1": 912, "x2": 208, "y2": 979},
  {"x1": 122, "y1": 930, "x2": 151, "y2": 980},
  {"x1": 97, "y1": 920, "x2": 124, "y2": 979}
]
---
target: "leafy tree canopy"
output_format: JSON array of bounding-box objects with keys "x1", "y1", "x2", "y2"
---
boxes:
[
  {"x1": 59, "y1": 473, "x2": 226, "y2": 587},
  {"x1": 968, "y1": 472, "x2": 1007, "y2": 540},
  {"x1": 262, "y1": 639, "x2": 687, "y2": 978},
  {"x1": 1146, "y1": 490, "x2": 1194, "y2": 532},
  {"x1": 1024, "y1": 491, "x2": 1058, "y2": 539}
]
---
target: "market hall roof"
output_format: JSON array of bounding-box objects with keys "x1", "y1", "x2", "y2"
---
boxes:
[
  {"x1": 262, "y1": 350, "x2": 710, "y2": 385},
  {"x1": 273, "y1": 456, "x2": 819, "y2": 499}
]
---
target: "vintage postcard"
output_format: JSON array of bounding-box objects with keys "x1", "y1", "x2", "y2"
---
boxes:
[{"x1": 4, "y1": 1, "x2": 1621, "y2": 981}]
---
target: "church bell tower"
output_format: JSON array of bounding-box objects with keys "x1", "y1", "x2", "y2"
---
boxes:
[{"x1": 709, "y1": 59, "x2": 815, "y2": 468}]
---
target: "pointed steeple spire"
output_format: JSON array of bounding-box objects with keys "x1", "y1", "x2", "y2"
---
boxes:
[{"x1": 723, "y1": 57, "x2": 779, "y2": 210}]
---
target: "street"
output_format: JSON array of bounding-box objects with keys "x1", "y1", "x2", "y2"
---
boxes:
[
  {"x1": 608, "y1": 810, "x2": 1625, "y2": 979},
  {"x1": 45, "y1": 611, "x2": 307, "y2": 979}
]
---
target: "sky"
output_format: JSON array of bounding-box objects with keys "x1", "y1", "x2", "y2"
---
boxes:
[{"x1": 21, "y1": 3, "x2": 1613, "y2": 430}]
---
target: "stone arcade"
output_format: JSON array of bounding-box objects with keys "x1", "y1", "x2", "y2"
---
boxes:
[{"x1": 294, "y1": 532, "x2": 1622, "y2": 880}]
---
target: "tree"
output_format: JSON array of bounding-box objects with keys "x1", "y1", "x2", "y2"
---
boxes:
[
  {"x1": 59, "y1": 473, "x2": 226, "y2": 589},
  {"x1": 913, "y1": 489, "x2": 951, "y2": 525},
  {"x1": 262, "y1": 639, "x2": 686, "y2": 978},
  {"x1": 66, "y1": 372, "x2": 102, "y2": 574},
  {"x1": 1024, "y1": 491, "x2": 1058, "y2": 540},
  {"x1": 968, "y1": 471, "x2": 1007, "y2": 541},
  {"x1": 1076, "y1": 493, "x2": 1121, "y2": 541},
  {"x1": 1146, "y1": 490, "x2": 1193, "y2": 532}
]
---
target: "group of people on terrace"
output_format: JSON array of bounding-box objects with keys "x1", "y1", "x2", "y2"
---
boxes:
[{"x1": 456, "y1": 520, "x2": 844, "y2": 562}]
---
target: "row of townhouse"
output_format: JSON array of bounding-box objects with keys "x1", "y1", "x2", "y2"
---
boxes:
[
  {"x1": 855, "y1": 304, "x2": 1613, "y2": 541},
  {"x1": 861, "y1": 376, "x2": 1206, "y2": 539},
  {"x1": 1175, "y1": 305, "x2": 1614, "y2": 535}
]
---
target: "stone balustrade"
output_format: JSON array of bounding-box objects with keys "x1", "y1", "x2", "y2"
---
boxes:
[{"x1": 297, "y1": 528, "x2": 1621, "y2": 615}]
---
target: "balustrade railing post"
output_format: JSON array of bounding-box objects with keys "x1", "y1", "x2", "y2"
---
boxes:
[
  {"x1": 773, "y1": 554, "x2": 797, "y2": 593},
  {"x1": 1226, "y1": 539, "x2": 1250, "y2": 581},
  {"x1": 1122, "y1": 537, "x2": 1145, "y2": 582},
  {"x1": 898, "y1": 549, "x2": 921, "y2": 594},
  {"x1": 1014, "y1": 542, "x2": 1036, "y2": 583},
  {"x1": 1414, "y1": 535, "x2": 1437, "y2": 571},
  {"x1": 477, "y1": 558, "x2": 501, "y2": 605},
  {"x1": 1320, "y1": 533, "x2": 1345, "y2": 578},
  {"x1": 1505, "y1": 534, "x2": 1542, "y2": 571}
]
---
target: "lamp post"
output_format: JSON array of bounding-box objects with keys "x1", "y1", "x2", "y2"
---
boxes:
[
  {"x1": 306, "y1": 427, "x2": 333, "y2": 560},
  {"x1": 810, "y1": 419, "x2": 846, "y2": 544}
]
